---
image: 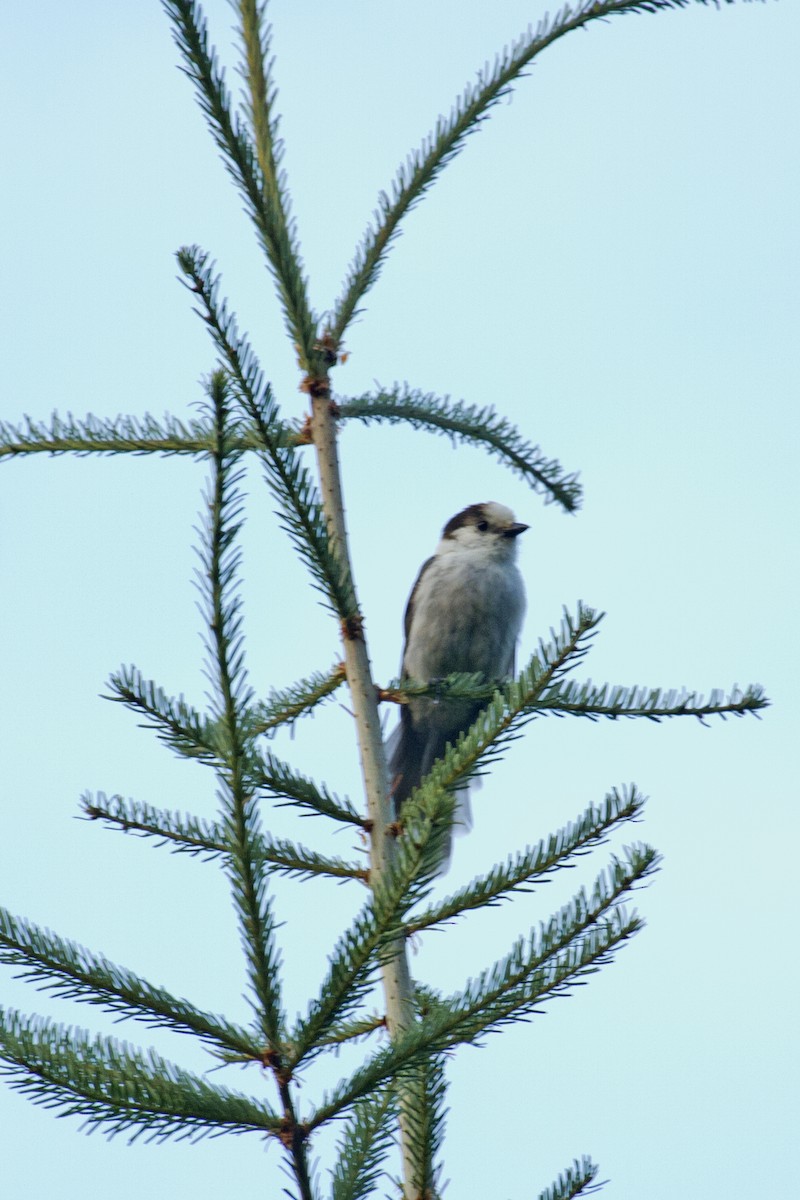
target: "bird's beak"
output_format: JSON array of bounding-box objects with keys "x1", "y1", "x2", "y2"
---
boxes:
[{"x1": 503, "y1": 523, "x2": 529, "y2": 538}]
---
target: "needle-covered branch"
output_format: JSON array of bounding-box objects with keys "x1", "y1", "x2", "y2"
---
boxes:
[
  {"x1": 105, "y1": 667, "x2": 363, "y2": 824},
  {"x1": 536, "y1": 679, "x2": 768, "y2": 723},
  {"x1": 308, "y1": 850, "x2": 653, "y2": 1131},
  {"x1": 1, "y1": 2, "x2": 773, "y2": 1193},
  {"x1": 163, "y1": 0, "x2": 318, "y2": 367},
  {"x1": 430, "y1": 846, "x2": 659, "y2": 1044},
  {"x1": 408, "y1": 784, "x2": 647, "y2": 934},
  {"x1": 338, "y1": 388, "x2": 581, "y2": 512},
  {"x1": 317, "y1": 1013, "x2": 386, "y2": 1053},
  {"x1": 245, "y1": 660, "x2": 347, "y2": 736},
  {"x1": 288, "y1": 785, "x2": 458, "y2": 1072},
  {"x1": 252, "y1": 754, "x2": 365, "y2": 826},
  {"x1": 106, "y1": 666, "x2": 223, "y2": 761},
  {"x1": 536, "y1": 1157, "x2": 603, "y2": 1200},
  {"x1": 330, "y1": 0, "x2": 741, "y2": 341},
  {"x1": 0, "y1": 908, "x2": 258, "y2": 1058},
  {"x1": 81, "y1": 793, "x2": 366, "y2": 882},
  {"x1": 82, "y1": 791, "x2": 224, "y2": 857},
  {"x1": 410, "y1": 848, "x2": 659, "y2": 1056},
  {"x1": 201, "y1": 373, "x2": 284, "y2": 1050},
  {"x1": 178, "y1": 245, "x2": 356, "y2": 618},
  {"x1": 330, "y1": 1087, "x2": 396, "y2": 1200},
  {"x1": 379, "y1": 671, "x2": 496, "y2": 707},
  {"x1": 287, "y1": 896, "x2": 406, "y2": 1073},
  {"x1": 0, "y1": 411, "x2": 268, "y2": 459},
  {"x1": 383, "y1": 674, "x2": 768, "y2": 726},
  {"x1": 394, "y1": 607, "x2": 767, "y2": 813},
  {"x1": 202, "y1": 371, "x2": 318, "y2": 1200},
  {"x1": 399, "y1": 1052, "x2": 448, "y2": 1200},
  {"x1": 0, "y1": 1007, "x2": 281, "y2": 1143}
]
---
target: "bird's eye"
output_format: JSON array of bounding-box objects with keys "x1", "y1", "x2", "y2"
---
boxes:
[{"x1": 476, "y1": 520, "x2": 489, "y2": 532}]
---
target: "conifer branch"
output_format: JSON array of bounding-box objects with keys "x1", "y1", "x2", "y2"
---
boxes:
[
  {"x1": 287, "y1": 897, "x2": 404, "y2": 1072},
  {"x1": 308, "y1": 892, "x2": 646, "y2": 1132},
  {"x1": 330, "y1": 1087, "x2": 395, "y2": 1200},
  {"x1": 0, "y1": 1008, "x2": 280, "y2": 1143},
  {"x1": 105, "y1": 667, "x2": 364, "y2": 824},
  {"x1": 535, "y1": 680, "x2": 768, "y2": 723},
  {"x1": 338, "y1": 388, "x2": 581, "y2": 512},
  {"x1": 82, "y1": 791, "x2": 224, "y2": 858},
  {"x1": 246, "y1": 660, "x2": 347, "y2": 735},
  {"x1": 288, "y1": 785, "x2": 458, "y2": 1072},
  {"x1": 106, "y1": 666, "x2": 223, "y2": 760},
  {"x1": 429, "y1": 848, "x2": 658, "y2": 1047},
  {"x1": 81, "y1": 793, "x2": 366, "y2": 881},
  {"x1": 408, "y1": 784, "x2": 646, "y2": 934},
  {"x1": 454, "y1": 846, "x2": 658, "y2": 1037},
  {"x1": 0, "y1": 908, "x2": 258, "y2": 1058},
  {"x1": 0, "y1": 411, "x2": 267, "y2": 459},
  {"x1": 380, "y1": 671, "x2": 496, "y2": 706},
  {"x1": 177, "y1": 245, "x2": 356, "y2": 617},
  {"x1": 0, "y1": 0, "x2": 776, "y2": 1191},
  {"x1": 312, "y1": 846, "x2": 658, "y2": 1128},
  {"x1": 383, "y1": 676, "x2": 769, "y2": 724},
  {"x1": 330, "y1": 0, "x2": 742, "y2": 341},
  {"x1": 536, "y1": 1157, "x2": 603, "y2": 1200},
  {"x1": 400, "y1": 1053, "x2": 448, "y2": 1200},
  {"x1": 318, "y1": 1013, "x2": 386, "y2": 1052},
  {"x1": 163, "y1": 0, "x2": 318, "y2": 367},
  {"x1": 201, "y1": 372, "x2": 284, "y2": 1050},
  {"x1": 204, "y1": 374, "x2": 317, "y2": 1200},
  {"x1": 253, "y1": 755, "x2": 366, "y2": 826},
  {"x1": 395, "y1": 614, "x2": 765, "y2": 818}
]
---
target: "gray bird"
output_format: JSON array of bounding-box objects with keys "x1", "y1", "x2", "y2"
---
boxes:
[{"x1": 388, "y1": 501, "x2": 528, "y2": 860}]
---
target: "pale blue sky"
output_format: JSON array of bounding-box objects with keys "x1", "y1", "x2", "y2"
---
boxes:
[{"x1": 1, "y1": 3, "x2": 798, "y2": 1197}]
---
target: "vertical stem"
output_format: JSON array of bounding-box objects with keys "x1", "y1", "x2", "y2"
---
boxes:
[
  {"x1": 277, "y1": 1078, "x2": 315, "y2": 1200},
  {"x1": 208, "y1": 381, "x2": 314, "y2": 1196},
  {"x1": 308, "y1": 377, "x2": 418, "y2": 1197}
]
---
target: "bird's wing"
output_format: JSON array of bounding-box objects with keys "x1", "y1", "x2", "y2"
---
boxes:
[{"x1": 400, "y1": 555, "x2": 436, "y2": 674}]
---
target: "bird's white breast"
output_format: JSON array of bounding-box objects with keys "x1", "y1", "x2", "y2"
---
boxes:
[{"x1": 404, "y1": 548, "x2": 525, "y2": 683}]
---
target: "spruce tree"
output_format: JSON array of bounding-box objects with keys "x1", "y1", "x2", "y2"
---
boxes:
[{"x1": 0, "y1": 3, "x2": 782, "y2": 1197}]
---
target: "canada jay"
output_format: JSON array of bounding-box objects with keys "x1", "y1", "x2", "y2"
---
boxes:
[{"x1": 388, "y1": 501, "x2": 527, "y2": 856}]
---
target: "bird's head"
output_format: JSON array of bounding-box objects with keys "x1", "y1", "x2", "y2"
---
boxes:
[{"x1": 438, "y1": 501, "x2": 528, "y2": 560}]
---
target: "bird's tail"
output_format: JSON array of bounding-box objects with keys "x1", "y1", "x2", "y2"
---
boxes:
[
  {"x1": 386, "y1": 713, "x2": 424, "y2": 815},
  {"x1": 386, "y1": 714, "x2": 472, "y2": 872}
]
